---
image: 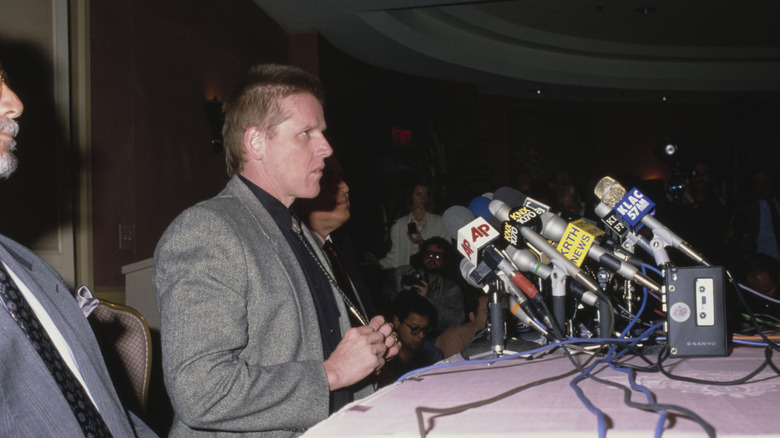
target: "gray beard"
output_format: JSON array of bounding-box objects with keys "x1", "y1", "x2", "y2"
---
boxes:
[
  {"x1": 0, "y1": 118, "x2": 20, "y2": 179},
  {"x1": 0, "y1": 143, "x2": 18, "y2": 179}
]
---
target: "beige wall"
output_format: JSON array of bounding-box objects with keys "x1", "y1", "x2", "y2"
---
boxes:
[{"x1": 89, "y1": 0, "x2": 307, "y2": 296}]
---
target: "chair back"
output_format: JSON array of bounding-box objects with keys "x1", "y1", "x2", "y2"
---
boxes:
[{"x1": 89, "y1": 300, "x2": 153, "y2": 417}]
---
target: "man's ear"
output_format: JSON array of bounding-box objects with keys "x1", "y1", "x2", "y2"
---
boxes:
[
  {"x1": 468, "y1": 311, "x2": 476, "y2": 323},
  {"x1": 392, "y1": 316, "x2": 401, "y2": 329},
  {"x1": 244, "y1": 126, "x2": 265, "y2": 162}
]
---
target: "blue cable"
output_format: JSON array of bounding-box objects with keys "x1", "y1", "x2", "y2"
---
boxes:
[
  {"x1": 655, "y1": 411, "x2": 669, "y2": 437},
  {"x1": 595, "y1": 324, "x2": 664, "y2": 436},
  {"x1": 733, "y1": 339, "x2": 780, "y2": 347},
  {"x1": 569, "y1": 359, "x2": 608, "y2": 437},
  {"x1": 568, "y1": 323, "x2": 663, "y2": 438},
  {"x1": 395, "y1": 336, "x2": 655, "y2": 383},
  {"x1": 642, "y1": 262, "x2": 663, "y2": 277}
]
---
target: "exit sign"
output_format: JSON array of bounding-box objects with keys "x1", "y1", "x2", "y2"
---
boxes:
[{"x1": 392, "y1": 127, "x2": 413, "y2": 146}]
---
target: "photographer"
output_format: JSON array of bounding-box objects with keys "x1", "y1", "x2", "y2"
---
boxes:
[
  {"x1": 382, "y1": 237, "x2": 465, "y2": 337},
  {"x1": 376, "y1": 290, "x2": 442, "y2": 387}
]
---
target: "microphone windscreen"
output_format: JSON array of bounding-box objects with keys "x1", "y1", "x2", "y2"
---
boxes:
[
  {"x1": 442, "y1": 205, "x2": 476, "y2": 239},
  {"x1": 493, "y1": 186, "x2": 527, "y2": 208},
  {"x1": 471, "y1": 195, "x2": 504, "y2": 230},
  {"x1": 594, "y1": 176, "x2": 626, "y2": 207},
  {"x1": 468, "y1": 196, "x2": 493, "y2": 221},
  {"x1": 593, "y1": 176, "x2": 615, "y2": 199}
]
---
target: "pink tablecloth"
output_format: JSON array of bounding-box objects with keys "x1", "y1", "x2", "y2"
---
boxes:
[{"x1": 304, "y1": 345, "x2": 780, "y2": 437}]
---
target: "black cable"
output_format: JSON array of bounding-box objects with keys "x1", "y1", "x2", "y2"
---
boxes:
[
  {"x1": 537, "y1": 298, "x2": 566, "y2": 340},
  {"x1": 656, "y1": 345, "x2": 779, "y2": 385},
  {"x1": 728, "y1": 269, "x2": 780, "y2": 352},
  {"x1": 411, "y1": 359, "x2": 582, "y2": 438}
]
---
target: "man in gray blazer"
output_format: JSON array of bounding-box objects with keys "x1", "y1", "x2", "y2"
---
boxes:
[
  {"x1": 153, "y1": 64, "x2": 399, "y2": 437},
  {"x1": 0, "y1": 61, "x2": 156, "y2": 437}
]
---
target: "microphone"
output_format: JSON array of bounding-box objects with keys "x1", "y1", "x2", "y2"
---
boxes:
[
  {"x1": 504, "y1": 190, "x2": 655, "y2": 289},
  {"x1": 489, "y1": 196, "x2": 601, "y2": 302},
  {"x1": 493, "y1": 186, "x2": 551, "y2": 215},
  {"x1": 504, "y1": 245, "x2": 552, "y2": 281},
  {"x1": 469, "y1": 194, "x2": 504, "y2": 232},
  {"x1": 503, "y1": 245, "x2": 598, "y2": 310},
  {"x1": 594, "y1": 176, "x2": 709, "y2": 266},
  {"x1": 537, "y1": 210, "x2": 661, "y2": 292},
  {"x1": 443, "y1": 205, "x2": 501, "y2": 267},
  {"x1": 496, "y1": 271, "x2": 549, "y2": 337},
  {"x1": 491, "y1": 190, "x2": 619, "y2": 336},
  {"x1": 459, "y1": 248, "x2": 549, "y2": 337},
  {"x1": 446, "y1": 205, "x2": 550, "y2": 300},
  {"x1": 493, "y1": 187, "x2": 621, "y2": 338},
  {"x1": 446, "y1": 206, "x2": 551, "y2": 336},
  {"x1": 468, "y1": 193, "x2": 494, "y2": 220},
  {"x1": 593, "y1": 201, "x2": 669, "y2": 266}
]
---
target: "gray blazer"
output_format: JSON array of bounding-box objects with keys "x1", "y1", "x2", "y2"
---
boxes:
[
  {"x1": 0, "y1": 235, "x2": 156, "y2": 437},
  {"x1": 153, "y1": 176, "x2": 333, "y2": 437}
]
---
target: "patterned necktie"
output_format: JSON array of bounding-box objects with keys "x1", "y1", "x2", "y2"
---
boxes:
[
  {"x1": 0, "y1": 263, "x2": 113, "y2": 438},
  {"x1": 321, "y1": 240, "x2": 367, "y2": 327}
]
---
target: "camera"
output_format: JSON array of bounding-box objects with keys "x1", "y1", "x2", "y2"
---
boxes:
[
  {"x1": 401, "y1": 270, "x2": 426, "y2": 288},
  {"x1": 666, "y1": 170, "x2": 689, "y2": 199},
  {"x1": 667, "y1": 166, "x2": 699, "y2": 201}
]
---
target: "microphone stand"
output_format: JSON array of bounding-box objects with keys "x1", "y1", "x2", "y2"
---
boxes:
[
  {"x1": 488, "y1": 278, "x2": 505, "y2": 357},
  {"x1": 461, "y1": 277, "x2": 544, "y2": 359},
  {"x1": 549, "y1": 261, "x2": 568, "y2": 334}
]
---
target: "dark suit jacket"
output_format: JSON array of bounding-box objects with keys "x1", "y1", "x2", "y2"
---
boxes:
[
  {"x1": 154, "y1": 176, "x2": 335, "y2": 437},
  {"x1": 329, "y1": 229, "x2": 376, "y2": 319},
  {"x1": 0, "y1": 235, "x2": 156, "y2": 437}
]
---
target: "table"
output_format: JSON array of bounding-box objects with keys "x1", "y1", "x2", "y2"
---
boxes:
[{"x1": 304, "y1": 344, "x2": 780, "y2": 437}]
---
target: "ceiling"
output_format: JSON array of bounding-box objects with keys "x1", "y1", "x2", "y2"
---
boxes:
[{"x1": 252, "y1": 0, "x2": 780, "y2": 103}]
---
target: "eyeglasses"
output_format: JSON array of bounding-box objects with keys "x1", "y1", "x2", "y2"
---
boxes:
[
  {"x1": 424, "y1": 251, "x2": 444, "y2": 260},
  {"x1": 401, "y1": 319, "x2": 433, "y2": 337}
]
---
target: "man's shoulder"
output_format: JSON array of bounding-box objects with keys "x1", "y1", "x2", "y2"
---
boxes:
[
  {"x1": 195, "y1": 176, "x2": 252, "y2": 209},
  {"x1": 169, "y1": 177, "x2": 270, "y2": 228},
  {"x1": 441, "y1": 275, "x2": 463, "y2": 291},
  {"x1": 0, "y1": 234, "x2": 72, "y2": 298},
  {"x1": 0, "y1": 234, "x2": 27, "y2": 254},
  {"x1": 0, "y1": 234, "x2": 44, "y2": 270}
]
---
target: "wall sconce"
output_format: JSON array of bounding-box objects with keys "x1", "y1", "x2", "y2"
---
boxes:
[{"x1": 204, "y1": 97, "x2": 224, "y2": 153}]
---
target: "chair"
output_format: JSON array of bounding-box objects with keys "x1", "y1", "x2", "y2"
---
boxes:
[{"x1": 88, "y1": 299, "x2": 153, "y2": 417}]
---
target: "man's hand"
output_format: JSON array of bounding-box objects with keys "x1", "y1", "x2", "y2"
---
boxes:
[
  {"x1": 323, "y1": 315, "x2": 400, "y2": 390},
  {"x1": 370, "y1": 315, "x2": 400, "y2": 362},
  {"x1": 412, "y1": 280, "x2": 429, "y2": 298}
]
